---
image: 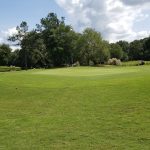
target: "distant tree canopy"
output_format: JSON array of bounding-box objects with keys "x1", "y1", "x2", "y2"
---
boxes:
[
  {"x1": 110, "y1": 43, "x2": 123, "y2": 60},
  {"x1": 0, "y1": 44, "x2": 11, "y2": 66},
  {"x1": 0, "y1": 12, "x2": 149, "y2": 68},
  {"x1": 143, "y1": 37, "x2": 150, "y2": 60},
  {"x1": 77, "y1": 28, "x2": 110, "y2": 65}
]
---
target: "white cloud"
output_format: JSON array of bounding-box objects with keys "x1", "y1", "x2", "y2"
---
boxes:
[
  {"x1": 0, "y1": 27, "x2": 17, "y2": 43},
  {"x1": 0, "y1": 37, "x2": 3, "y2": 43},
  {"x1": 55, "y1": 0, "x2": 150, "y2": 42},
  {"x1": 5, "y1": 27, "x2": 17, "y2": 36},
  {"x1": 0, "y1": 27, "x2": 19, "y2": 50}
]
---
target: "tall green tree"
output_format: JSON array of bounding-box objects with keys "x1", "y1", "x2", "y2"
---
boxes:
[
  {"x1": 117, "y1": 41, "x2": 129, "y2": 61},
  {"x1": 21, "y1": 31, "x2": 47, "y2": 68},
  {"x1": 40, "y1": 13, "x2": 78, "y2": 66},
  {"x1": 77, "y1": 28, "x2": 110, "y2": 65},
  {"x1": 0, "y1": 44, "x2": 11, "y2": 66},
  {"x1": 8, "y1": 21, "x2": 29, "y2": 68},
  {"x1": 110, "y1": 43, "x2": 123, "y2": 59},
  {"x1": 143, "y1": 37, "x2": 150, "y2": 60},
  {"x1": 117, "y1": 41, "x2": 129, "y2": 53},
  {"x1": 9, "y1": 49, "x2": 20, "y2": 66},
  {"x1": 129, "y1": 40, "x2": 144, "y2": 60}
]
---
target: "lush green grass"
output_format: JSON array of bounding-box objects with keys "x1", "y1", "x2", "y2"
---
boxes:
[{"x1": 0, "y1": 66, "x2": 150, "y2": 149}]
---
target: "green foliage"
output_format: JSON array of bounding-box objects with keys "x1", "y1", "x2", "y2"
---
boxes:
[
  {"x1": 21, "y1": 31, "x2": 48, "y2": 68},
  {"x1": 8, "y1": 21, "x2": 28, "y2": 45},
  {"x1": 40, "y1": 13, "x2": 78, "y2": 66},
  {"x1": 77, "y1": 28, "x2": 110, "y2": 65},
  {"x1": 129, "y1": 40, "x2": 144, "y2": 60},
  {"x1": 128, "y1": 37, "x2": 150, "y2": 61},
  {"x1": 117, "y1": 40, "x2": 129, "y2": 53},
  {"x1": 110, "y1": 43, "x2": 123, "y2": 59},
  {"x1": 8, "y1": 21, "x2": 29, "y2": 69},
  {"x1": 143, "y1": 37, "x2": 150, "y2": 60},
  {"x1": 6, "y1": 12, "x2": 150, "y2": 68},
  {"x1": 122, "y1": 52, "x2": 129, "y2": 61},
  {"x1": 0, "y1": 44, "x2": 11, "y2": 66},
  {"x1": 117, "y1": 41, "x2": 129, "y2": 61},
  {"x1": 9, "y1": 49, "x2": 20, "y2": 66}
]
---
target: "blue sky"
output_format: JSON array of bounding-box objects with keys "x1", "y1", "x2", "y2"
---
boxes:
[
  {"x1": 0, "y1": 0, "x2": 150, "y2": 44},
  {"x1": 0, "y1": 0, "x2": 67, "y2": 30}
]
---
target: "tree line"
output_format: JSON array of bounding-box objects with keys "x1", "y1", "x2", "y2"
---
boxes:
[{"x1": 0, "y1": 12, "x2": 150, "y2": 68}]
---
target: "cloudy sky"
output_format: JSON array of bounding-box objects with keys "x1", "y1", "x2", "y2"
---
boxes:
[{"x1": 0, "y1": 0, "x2": 150, "y2": 45}]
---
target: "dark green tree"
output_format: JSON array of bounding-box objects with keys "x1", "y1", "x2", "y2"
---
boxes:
[
  {"x1": 110, "y1": 43, "x2": 123, "y2": 59},
  {"x1": 9, "y1": 49, "x2": 20, "y2": 66},
  {"x1": 0, "y1": 44, "x2": 11, "y2": 66},
  {"x1": 8, "y1": 21, "x2": 29, "y2": 69},
  {"x1": 129, "y1": 40, "x2": 144, "y2": 60},
  {"x1": 117, "y1": 41, "x2": 129, "y2": 53},
  {"x1": 117, "y1": 41, "x2": 129, "y2": 61},
  {"x1": 143, "y1": 37, "x2": 150, "y2": 60},
  {"x1": 21, "y1": 31, "x2": 48, "y2": 68},
  {"x1": 21, "y1": 31, "x2": 47, "y2": 68},
  {"x1": 40, "y1": 13, "x2": 78, "y2": 66},
  {"x1": 77, "y1": 28, "x2": 110, "y2": 65}
]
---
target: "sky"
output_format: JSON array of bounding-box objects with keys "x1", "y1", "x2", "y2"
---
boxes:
[{"x1": 0, "y1": 0, "x2": 150, "y2": 46}]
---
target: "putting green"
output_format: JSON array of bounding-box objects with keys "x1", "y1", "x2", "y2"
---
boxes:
[{"x1": 33, "y1": 66, "x2": 140, "y2": 76}]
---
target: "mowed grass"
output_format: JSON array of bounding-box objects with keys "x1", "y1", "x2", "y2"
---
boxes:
[{"x1": 0, "y1": 66, "x2": 150, "y2": 150}]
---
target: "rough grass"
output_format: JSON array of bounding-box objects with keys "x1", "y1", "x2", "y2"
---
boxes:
[
  {"x1": 0, "y1": 66, "x2": 150, "y2": 149},
  {"x1": 122, "y1": 61, "x2": 150, "y2": 66},
  {"x1": 0, "y1": 66, "x2": 21, "y2": 72}
]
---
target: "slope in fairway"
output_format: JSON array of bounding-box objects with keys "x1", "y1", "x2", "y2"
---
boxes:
[{"x1": 0, "y1": 66, "x2": 150, "y2": 149}]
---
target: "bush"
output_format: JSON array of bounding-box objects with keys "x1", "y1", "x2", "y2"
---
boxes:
[
  {"x1": 72, "y1": 61, "x2": 80, "y2": 67},
  {"x1": 108, "y1": 58, "x2": 122, "y2": 66},
  {"x1": 139, "y1": 60, "x2": 145, "y2": 65}
]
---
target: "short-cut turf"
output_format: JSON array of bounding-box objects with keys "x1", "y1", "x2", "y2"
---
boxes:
[{"x1": 0, "y1": 66, "x2": 150, "y2": 149}]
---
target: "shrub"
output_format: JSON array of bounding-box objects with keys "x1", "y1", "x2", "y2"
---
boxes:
[
  {"x1": 139, "y1": 60, "x2": 145, "y2": 65},
  {"x1": 72, "y1": 61, "x2": 80, "y2": 67},
  {"x1": 108, "y1": 58, "x2": 122, "y2": 66}
]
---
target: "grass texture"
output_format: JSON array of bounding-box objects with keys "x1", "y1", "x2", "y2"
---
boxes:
[{"x1": 0, "y1": 66, "x2": 150, "y2": 149}]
